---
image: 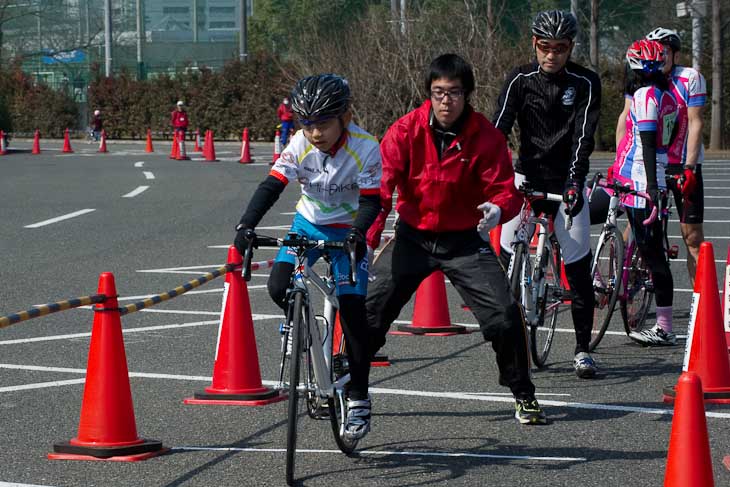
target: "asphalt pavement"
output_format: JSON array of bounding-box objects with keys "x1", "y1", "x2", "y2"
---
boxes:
[{"x1": 1, "y1": 138, "x2": 729, "y2": 486}]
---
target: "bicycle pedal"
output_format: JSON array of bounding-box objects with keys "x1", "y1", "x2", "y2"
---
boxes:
[{"x1": 667, "y1": 245, "x2": 679, "y2": 259}]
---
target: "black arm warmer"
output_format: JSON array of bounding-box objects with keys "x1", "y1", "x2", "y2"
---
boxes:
[
  {"x1": 639, "y1": 131, "x2": 658, "y2": 190},
  {"x1": 351, "y1": 193, "x2": 381, "y2": 234},
  {"x1": 238, "y1": 175, "x2": 287, "y2": 229}
]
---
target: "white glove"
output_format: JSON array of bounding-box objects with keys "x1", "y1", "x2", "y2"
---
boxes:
[{"x1": 476, "y1": 202, "x2": 501, "y2": 241}]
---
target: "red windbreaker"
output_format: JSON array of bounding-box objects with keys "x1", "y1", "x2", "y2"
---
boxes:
[
  {"x1": 277, "y1": 103, "x2": 294, "y2": 122},
  {"x1": 367, "y1": 100, "x2": 521, "y2": 248},
  {"x1": 171, "y1": 110, "x2": 189, "y2": 129}
]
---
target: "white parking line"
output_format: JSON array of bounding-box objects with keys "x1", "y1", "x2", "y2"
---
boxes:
[
  {"x1": 143, "y1": 171, "x2": 155, "y2": 180},
  {"x1": 123, "y1": 185, "x2": 149, "y2": 198},
  {"x1": 0, "y1": 378, "x2": 86, "y2": 393},
  {"x1": 134, "y1": 161, "x2": 144, "y2": 167},
  {"x1": 24, "y1": 209, "x2": 96, "y2": 228},
  {"x1": 172, "y1": 446, "x2": 587, "y2": 463}
]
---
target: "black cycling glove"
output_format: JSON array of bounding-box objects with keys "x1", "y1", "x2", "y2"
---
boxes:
[
  {"x1": 343, "y1": 227, "x2": 366, "y2": 262},
  {"x1": 563, "y1": 179, "x2": 584, "y2": 217}
]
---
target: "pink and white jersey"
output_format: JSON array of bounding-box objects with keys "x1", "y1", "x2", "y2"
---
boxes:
[
  {"x1": 666, "y1": 65, "x2": 706, "y2": 166},
  {"x1": 612, "y1": 86, "x2": 678, "y2": 208}
]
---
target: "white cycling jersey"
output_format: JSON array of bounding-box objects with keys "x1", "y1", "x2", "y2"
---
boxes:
[{"x1": 270, "y1": 122, "x2": 381, "y2": 226}]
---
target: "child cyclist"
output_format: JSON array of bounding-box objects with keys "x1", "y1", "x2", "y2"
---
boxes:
[
  {"x1": 610, "y1": 40, "x2": 679, "y2": 345},
  {"x1": 234, "y1": 74, "x2": 382, "y2": 440}
]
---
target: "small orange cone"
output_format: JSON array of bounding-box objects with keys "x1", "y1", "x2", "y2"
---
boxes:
[
  {"x1": 49, "y1": 273, "x2": 165, "y2": 461},
  {"x1": 32, "y1": 130, "x2": 41, "y2": 154},
  {"x1": 184, "y1": 246, "x2": 285, "y2": 406},
  {"x1": 396, "y1": 271, "x2": 468, "y2": 335},
  {"x1": 0, "y1": 130, "x2": 7, "y2": 155},
  {"x1": 489, "y1": 225, "x2": 501, "y2": 256},
  {"x1": 723, "y1": 245, "x2": 730, "y2": 351},
  {"x1": 169, "y1": 132, "x2": 179, "y2": 159},
  {"x1": 62, "y1": 128, "x2": 73, "y2": 153},
  {"x1": 271, "y1": 129, "x2": 281, "y2": 165},
  {"x1": 203, "y1": 130, "x2": 217, "y2": 162},
  {"x1": 98, "y1": 130, "x2": 108, "y2": 153},
  {"x1": 664, "y1": 242, "x2": 730, "y2": 403},
  {"x1": 193, "y1": 129, "x2": 202, "y2": 152},
  {"x1": 663, "y1": 372, "x2": 714, "y2": 487},
  {"x1": 239, "y1": 128, "x2": 252, "y2": 164},
  {"x1": 145, "y1": 129, "x2": 154, "y2": 153},
  {"x1": 176, "y1": 131, "x2": 190, "y2": 160}
]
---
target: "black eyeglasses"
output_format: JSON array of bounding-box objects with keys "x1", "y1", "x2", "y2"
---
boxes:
[{"x1": 430, "y1": 88, "x2": 465, "y2": 102}]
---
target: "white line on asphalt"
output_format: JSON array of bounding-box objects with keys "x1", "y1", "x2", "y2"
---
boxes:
[
  {"x1": 2, "y1": 363, "x2": 729, "y2": 419},
  {"x1": 0, "y1": 378, "x2": 86, "y2": 393},
  {"x1": 703, "y1": 179, "x2": 730, "y2": 182},
  {"x1": 705, "y1": 187, "x2": 730, "y2": 190},
  {"x1": 134, "y1": 161, "x2": 144, "y2": 167},
  {"x1": 171, "y1": 446, "x2": 587, "y2": 463},
  {"x1": 24, "y1": 209, "x2": 96, "y2": 228},
  {"x1": 143, "y1": 171, "x2": 155, "y2": 180},
  {"x1": 0, "y1": 481, "x2": 58, "y2": 487},
  {"x1": 704, "y1": 196, "x2": 730, "y2": 199},
  {"x1": 591, "y1": 233, "x2": 730, "y2": 240},
  {"x1": 122, "y1": 185, "x2": 149, "y2": 198}
]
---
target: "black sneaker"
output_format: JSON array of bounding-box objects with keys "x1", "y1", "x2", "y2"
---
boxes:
[{"x1": 514, "y1": 397, "x2": 547, "y2": 425}]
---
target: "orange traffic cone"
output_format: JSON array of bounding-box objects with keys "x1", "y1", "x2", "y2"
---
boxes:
[
  {"x1": 239, "y1": 128, "x2": 252, "y2": 164},
  {"x1": 169, "y1": 132, "x2": 179, "y2": 159},
  {"x1": 396, "y1": 271, "x2": 468, "y2": 335},
  {"x1": 176, "y1": 131, "x2": 190, "y2": 160},
  {"x1": 145, "y1": 129, "x2": 154, "y2": 153},
  {"x1": 723, "y1": 245, "x2": 730, "y2": 351},
  {"x1": 62, "y1": 128, "x2": 73, "y2": 153},
  {"x1": 98, "y1": 130, "x2": 108, "y2": 153},
  {"x1": 185, "y1": 246, "x2": 286, "y2": 406},
  {"x1": 193, "y1": 129, "x2": 202, "y2": 152},
  {"x1": 0, "y1": 130, "x2": 7, "y2": 155},
  {"x1": 32, "y1": 129, "x2": 41, "y2": 154},
  {"x1": 203, "y1": 130, "x2": 217, "y2": 162},
  {"x1": 664, "y1": 242, "x2": 730, "y2": 403},
  {"x1": 49, "y1": 273, "x2": 165, "y2": 461},
  {"x1": 271, "y1": 129, "x2": 281, "y2": 165},
  {"x1": 663, "y1": 372, "x2": 714, "y2": 487},
  {"x1": 490, "y1": 225, "x2": 501, "y2": 256},
  {"x1": 333, "y1": 312, "x2": 390, "y2": 367}
]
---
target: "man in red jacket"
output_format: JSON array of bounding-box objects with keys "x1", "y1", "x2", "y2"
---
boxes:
[
  {"x1": 366, "y1": 54, "x2": 546, "y2": 425},
  {"x1": 277, "y1": 97, "x2": 294, "y2": 146},
  {"x1": 171, "y1": 100, "x2": 189, "y2": 138}
]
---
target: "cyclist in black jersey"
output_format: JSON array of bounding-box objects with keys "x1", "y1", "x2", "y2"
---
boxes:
[{"x1": 492, "y1": 10, "x2": 602, "y2": 379}]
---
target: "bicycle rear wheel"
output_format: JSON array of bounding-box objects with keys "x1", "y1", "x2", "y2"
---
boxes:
[
  {"x1": 589, "y1": 227, "x2": 624, "y2": 351},
  {"x1": 620, "y1": 243, "x2": 654, "y2": 336},
  {"x1": 328, "y1": 387, "x2": 359, "y2": 454},
  {"x1": 530, "y1": 238, "x2": 561, "y2": 368},
  {"x1": 285, "y1": 292, "x2": 305, "y2": 486}
]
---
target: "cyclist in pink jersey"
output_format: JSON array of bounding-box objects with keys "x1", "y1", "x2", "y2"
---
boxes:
[
  {"x1": 610, "y1": 40, "x2": 679, "y2": 346},
  {"x1": 616, "y1": 28, "x2": 706, "y2": 284}
]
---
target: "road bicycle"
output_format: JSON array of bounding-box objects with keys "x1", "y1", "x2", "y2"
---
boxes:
[
  {"x1": 241, "y1": 231, "x2": 359, "y2": 486},
  {"x1": 506, "y1": 183, "x2": 571, "y2": 368},
  {"x1": 587, "y1": 173, "x2": 665, "y2": 350}
]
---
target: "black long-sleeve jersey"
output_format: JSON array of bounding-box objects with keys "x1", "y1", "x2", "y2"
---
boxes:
[{"x1": 492, "y1": 60, "x2": 601, "y2": 193}]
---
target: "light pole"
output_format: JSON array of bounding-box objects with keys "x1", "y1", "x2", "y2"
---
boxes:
[
  {"x1": 239, "y1": 0, "x2": 248, "y2": 62},
  {"x1": 104, "y1": 0, "x2": 112, "y2": 76},
  {"x1": 136, "y1": 0, "x2": 145, "y2": 79}
]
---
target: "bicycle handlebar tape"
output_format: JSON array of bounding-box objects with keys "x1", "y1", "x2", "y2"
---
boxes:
[
  {"x1": 395, "y1": 271, "x2": 468, "y2": 336},
  {"x1": 663, "y1": 372, "x2": 715, "y2": 487},
  {"x1": 169, "y1": 131, "x2": 179, "y2": 159},
  {"x1": 272, "y1": 129, "x2": 281, "y2": 165},
  {"x1": 62, "y1": 128, "x2": 74, "y2": 153},
  {"x1": 98, "y1": 130, "x2": 108, "y2": 153},
  {"x1": 663, "y1": 242, "x2": 730, "y2": 404},
  {"x1": 184, "y1": 246, "x2": 286, "y2": 406},
  {"x1": 49, "y1": 272, "x2": 166, "y2": 461},
  {"x1": 145, "y1": 129, "x2": 154, "y2": 153},
  {"x1": 202, "y1": 130, "x2": 218, "y2": 162},
  {"x1": 239, "y1": 128, "x2": 252, "y2": 164}
]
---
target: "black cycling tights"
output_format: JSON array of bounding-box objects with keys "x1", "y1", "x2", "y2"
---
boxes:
[
  {"x1": 563, "y1": 253, "x2": 595, "y2": 355},
  {"x1": 626, "y1": 208, "x2": 673, "y2": 307},
  {"x1": 267, "y1": 262, "x2": 370, "y2": 400}
]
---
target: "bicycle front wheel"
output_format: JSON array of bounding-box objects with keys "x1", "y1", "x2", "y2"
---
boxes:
[
  {"x1": 589, "y1": 227, "x2": 624, "y2": 351},
  {"x1": 620, "y1": 243, "x2": 654, "y2": 336},
  {"x1": 509, "y1": 242, "x2": 528, "y2": 302},
  {"x1": 285, "y1": 292, "x2": 305, "y2": 486},
  {"x1": 530, "y1": 238, "x2": 561, "y2": 368}
]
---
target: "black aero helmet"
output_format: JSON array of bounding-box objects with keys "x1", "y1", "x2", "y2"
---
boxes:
[
  {"x1": 290, "y1": 74, "x2": 351, "y2": 121},
  {"x1": 531, "y1": 10, "x2": 578, "y2": 41},
  {"x1": 646, "y1": 27, "x2": 681, "y2": 52}
]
